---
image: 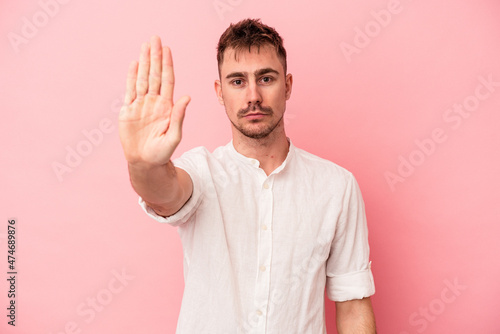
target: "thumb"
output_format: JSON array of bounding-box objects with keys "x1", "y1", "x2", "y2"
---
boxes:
[{"x1": 169, "y1": 95, "x2": 191, "y2": 139}]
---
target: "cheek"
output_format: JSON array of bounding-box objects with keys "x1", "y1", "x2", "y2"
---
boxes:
[
  {"x1": 222, "y1": 96, "x2": 242, "y2": 117},
  {"x1": 222, "y1": 89, "x2": 240, "y2": 104},
  {"x1": 227, "y1": 91, "x2": 251, "y2": 109},
  {"x1": 267, "y1": 89, "x2": 286, "y2": 110},
  {"x1": 224, "y1": 96, "x2": 240, "y2": 110}
]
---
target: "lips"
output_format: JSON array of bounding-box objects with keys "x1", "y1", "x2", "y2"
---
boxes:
[{"x1": 244, "y1": 113, "x2": 267, "y2": 120}]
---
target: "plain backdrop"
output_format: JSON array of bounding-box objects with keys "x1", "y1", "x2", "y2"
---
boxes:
[{"x1": 1, "y1": 0, "x2": 500, "y2": 333}]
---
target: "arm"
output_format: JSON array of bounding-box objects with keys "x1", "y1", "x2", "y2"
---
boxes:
[
  {"x1": 127, "y1": 161, "x2": 192, "y2": 217},
  {"x1": 119, "y1": 36, "x2": 192, "y2": 217},
  {"x1": 335, "y1": 297, "x2": 376, "y2": 334}
]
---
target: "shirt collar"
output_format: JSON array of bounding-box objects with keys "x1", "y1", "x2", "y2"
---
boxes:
[{"x1": 226, "y1": 138, "x2": 296, "y2": 174}]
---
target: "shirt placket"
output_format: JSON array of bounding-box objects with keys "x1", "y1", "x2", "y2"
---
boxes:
[{"x1": 253, "y1": 173, "x2": 274, "y2": 333}]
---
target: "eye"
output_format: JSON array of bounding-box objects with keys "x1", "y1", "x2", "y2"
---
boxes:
[
  {"x1": 231, "y1": 79, "x2": 244, "y2": 86},
  {"x1": 260, "y1": 76, "x2": 274, "y2": 84}
]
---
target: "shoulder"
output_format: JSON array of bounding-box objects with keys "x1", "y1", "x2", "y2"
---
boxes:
[{"x1": 292, "y1": 146, "x2": 354, "y2": 181}]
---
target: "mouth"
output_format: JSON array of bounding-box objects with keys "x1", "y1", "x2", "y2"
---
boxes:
[
  {"x1": 243, "y1": 113, "x2": 268, "y2": 120},
  {"x1": 238, "y1": 104, "x2": 273, "y2": 120}
]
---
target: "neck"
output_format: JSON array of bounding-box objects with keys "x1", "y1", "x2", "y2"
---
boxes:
[{"x1": 232, "y1": 124, "x2": 289, "y2": 176}]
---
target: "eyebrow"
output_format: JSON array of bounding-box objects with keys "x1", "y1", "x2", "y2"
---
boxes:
[{"x1": 225, "y1": 67, "x2": 280, "y2": 80}]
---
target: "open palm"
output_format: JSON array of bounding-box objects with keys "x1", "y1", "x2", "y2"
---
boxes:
[{"x1": 119, "y1": 36, "x2": 190, "y2": 166}]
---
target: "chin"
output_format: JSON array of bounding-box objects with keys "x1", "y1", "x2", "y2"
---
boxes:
[{"x1": 240, "y1": 125, "x2": 275, "y2": 139}]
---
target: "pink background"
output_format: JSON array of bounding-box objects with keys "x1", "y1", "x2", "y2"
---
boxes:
[{"x1": 2, "y1": 0, "x2": 500, "y2": 333}]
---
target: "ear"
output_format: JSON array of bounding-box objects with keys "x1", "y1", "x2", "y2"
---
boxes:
[
  {"x1": 285, "y1": 73, "x2": 293, "y2": 100},
  {"x1": 214, "y1": 80, "x2": 224, "y2": 105}
]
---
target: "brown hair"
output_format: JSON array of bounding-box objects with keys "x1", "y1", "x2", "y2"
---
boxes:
[{"x1": 217, "y1": 18, "x2": 287, "y2": 77}]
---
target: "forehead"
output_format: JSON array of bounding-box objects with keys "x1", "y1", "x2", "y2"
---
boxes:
[{"x1": 220, "y1": 45, "x2": 283, "y2": 76}]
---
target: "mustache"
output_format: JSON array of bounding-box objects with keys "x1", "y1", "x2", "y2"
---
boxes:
[{"x1": 237, "y1": 104, "x2": 273, "y2": 118}]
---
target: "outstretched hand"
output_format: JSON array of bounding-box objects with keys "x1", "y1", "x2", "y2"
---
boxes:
[{"x1": 119, "y1": 36, "x2": 190, "y2": 166}]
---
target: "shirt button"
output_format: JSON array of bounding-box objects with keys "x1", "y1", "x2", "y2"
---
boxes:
[
  {"x1": 256, "y1": 310, "x2": 263, "y2": 316},
  {"x1": 263, "y1": 183, "x2": 269, "y2": 189},
  {"x1": 260, "y1": 265, "x2": 266, "y2": 272},
  {"x1": 261, "y1": 225, "x2": 267, "y2": 231}
]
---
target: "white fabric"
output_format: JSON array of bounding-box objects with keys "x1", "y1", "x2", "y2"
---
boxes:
[{"x1": 139, "y1": 140, "x2": 375, "y2": 334}]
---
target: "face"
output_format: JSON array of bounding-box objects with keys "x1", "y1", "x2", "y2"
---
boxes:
[{"x1": 215, "y1": 45, "x2": 292, "y2": 140}]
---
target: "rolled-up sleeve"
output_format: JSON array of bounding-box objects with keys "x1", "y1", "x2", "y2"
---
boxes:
[{"x1": 326, "y1": 174, "x2": 375, "y2": 302}]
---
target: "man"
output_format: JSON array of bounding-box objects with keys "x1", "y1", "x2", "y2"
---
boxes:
[{"x1": 119, "y1": 19, "x2": 376, "y2": 333}]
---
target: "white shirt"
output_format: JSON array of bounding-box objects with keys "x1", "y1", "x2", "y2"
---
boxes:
[{"x1": 139, "y1": 140, "x2": 375, "y2": 334}]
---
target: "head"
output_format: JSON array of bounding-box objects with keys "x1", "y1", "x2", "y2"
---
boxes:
[{"x1": 215, "y1": 19, "x2": 292, "y2": 140}]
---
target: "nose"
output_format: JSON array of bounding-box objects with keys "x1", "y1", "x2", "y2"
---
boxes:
[{"x1": 247, "y1": 81, "x2": 262, "y2": 106}]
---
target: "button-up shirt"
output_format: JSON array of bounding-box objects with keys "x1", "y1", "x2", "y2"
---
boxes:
[{"x1": 139, "y1": 140, "x2": 375, "y2": 334}]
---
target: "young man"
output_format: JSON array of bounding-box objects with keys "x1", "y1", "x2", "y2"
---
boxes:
[{"x1": 119, "y1": 19, "x2": 376, "y2": 333}]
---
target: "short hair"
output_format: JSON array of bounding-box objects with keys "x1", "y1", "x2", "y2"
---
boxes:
[{"x1": 217, "y1": 18, "x2": 287, "y2": 77}]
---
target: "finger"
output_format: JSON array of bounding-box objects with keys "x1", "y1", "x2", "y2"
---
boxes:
[
  {"x1": 148, "y1": 36, "x2": 162, "y2": 95},
  {"x1": 169, "y1": 95, "x2": 191, "y2": 139},
  {"x1": 124, "y1": 61, "x2": 138, "y2": 105},
  {"x1": 136, "y1": 42, "x2": 150, "y2": 97},
  {"x1": 160, "y1": 46, "x2": 175, "y2": 101}
]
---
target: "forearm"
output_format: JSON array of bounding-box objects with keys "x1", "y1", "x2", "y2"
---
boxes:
[
  {"x1": 336, "y1": 297, "x2": 376, "y2": 334},
  {"x1": 128, "y1": 160, "x2": 189, "y2": 216}
]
